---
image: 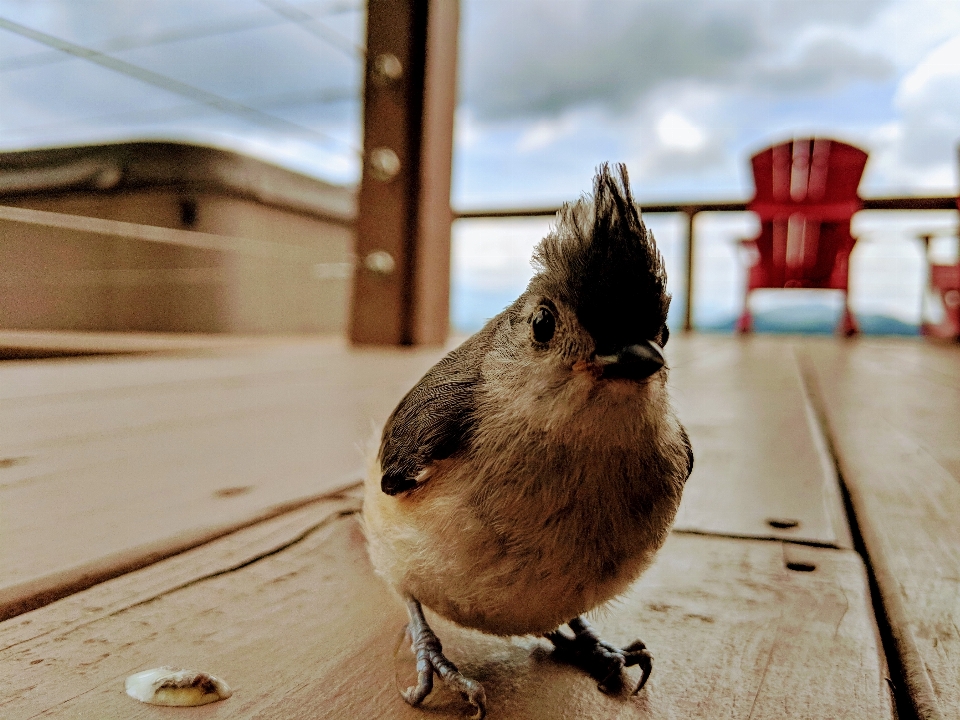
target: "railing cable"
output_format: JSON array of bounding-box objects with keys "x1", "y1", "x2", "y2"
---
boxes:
[
  {"x1": 258, "y1": 0, "x2": 365, "y2": 58},
  {"x1": 0, "y1": 17, "x2": 358, "y2": 152}
]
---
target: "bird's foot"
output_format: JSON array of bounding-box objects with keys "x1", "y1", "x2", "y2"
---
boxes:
[
  {"x1": 545, "y1": 616, "x2": 653, "y2": 694},
  {"x1": 401, "y1": 597, "x2": 487, "y2": 720}
]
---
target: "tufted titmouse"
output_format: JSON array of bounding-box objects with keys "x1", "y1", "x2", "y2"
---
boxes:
[{"x1": 363, "y1": 164, "x2": 693, "y2": 718}]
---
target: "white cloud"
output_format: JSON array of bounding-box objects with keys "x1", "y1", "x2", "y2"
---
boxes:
[
  {"x1": 862, "y1": 0, "x2": 960, "y2": 69},
  {"x1": 459, "y1": 0, "x2": 895, "y2": 123},
  {"x1": 748, "y1": 33, "x2": 892, "y2": 93},
  {"x1": 454, "y1": 108, "x2": 482, "y2": 150},
  {"x1": 656, "y1": 111, "x2": 705, "y2": 152},
  {"x1": 859, "y1": 32, "x2": 960, "y2": 192},
  {"x1": 515, "y1": 114, "x2": 579, "y2": 153},
  {"x1": 897, "y1": 33, "x2": 960, "y2": 103}
]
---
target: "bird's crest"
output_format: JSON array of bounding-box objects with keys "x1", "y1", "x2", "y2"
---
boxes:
[{"x1": 530, "y1": 163, "x2": 670, "y2": 354}]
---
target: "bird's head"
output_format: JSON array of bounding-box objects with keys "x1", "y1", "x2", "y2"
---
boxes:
[{"x1": 500, "y1": 163, "x2": 671, "y2": 391}]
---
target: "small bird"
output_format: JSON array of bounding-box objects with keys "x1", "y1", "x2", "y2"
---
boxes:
[{"x1": 363, "y1": 164, "x2": 693, "y2": 719}]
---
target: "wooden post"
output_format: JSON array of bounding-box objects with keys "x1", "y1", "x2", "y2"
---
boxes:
[
  {"x1": 683, "y1": 208, "x2": 696, "y2": 332},
  {"x1": 350, "y1": 0, "x2": 459, "y2": 346},
  {"x1": 918, "y1": 232, "x2": 932, "y2": 334}
]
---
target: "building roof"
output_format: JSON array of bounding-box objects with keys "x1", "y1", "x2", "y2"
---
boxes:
[{"x1": 0, "y1": 141, "x2": 354, "y2": 225}]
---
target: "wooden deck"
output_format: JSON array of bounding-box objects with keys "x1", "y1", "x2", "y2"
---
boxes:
[{"x1": 0, "y1": 332, "x2": 955, "y2": 719}]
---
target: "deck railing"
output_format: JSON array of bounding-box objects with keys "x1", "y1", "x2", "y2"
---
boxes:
[{"x1": 455, "y1": 196, "x2": 959, "y2": 331}]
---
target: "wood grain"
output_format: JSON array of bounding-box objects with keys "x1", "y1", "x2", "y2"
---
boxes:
[
  {"x1": 802, "y1": 337, "x2": 960, "y2": 720},
  {"x1": 669, "y1": 335, "x2": 852, "y2": 548},
  {"x1": 0, "y1": 334, "x2": 858, "y2": 624},
  {"x1": 0, "y1": 341, "x2": 444, "y2": 618},
  {"x1": 0, "y1": 500, "x2": 890, "y2": 719},
  {"x1": 0, "y1": 329, "x2": 291, "y2": 360}
]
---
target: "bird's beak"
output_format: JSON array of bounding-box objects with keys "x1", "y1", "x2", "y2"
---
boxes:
[{"x1": 596, "y1": 340, "x2": 665, "y2": 380}]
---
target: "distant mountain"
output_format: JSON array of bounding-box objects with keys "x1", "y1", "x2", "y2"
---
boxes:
[
  {"x1": 452, "y1": 287, "x2": 920, "y2": 337},
  {"x1": 697, "y1": 306, "x2": 919, "y2": 336}
]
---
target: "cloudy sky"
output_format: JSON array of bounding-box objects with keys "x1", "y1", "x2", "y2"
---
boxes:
[
  {"x1": 2, "y1": 0, "x2": 959, "y2": 328},
  {"x1": 454, "y1": 0, "x2": 960, "y2": 206},
  {"x1": 0, "y1": 0, "x2": 364, "y2": 180},
  {"x1": 447, "y1": 0, "x2": 960, "y2": 330}
]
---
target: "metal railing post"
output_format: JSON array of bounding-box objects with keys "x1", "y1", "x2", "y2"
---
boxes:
[
  {"x1": 683, "y1": 208, "x2": 696, "y2": 332},
  {"x1": 350, "y1": 0, "x2": 459, "y2": 346}
]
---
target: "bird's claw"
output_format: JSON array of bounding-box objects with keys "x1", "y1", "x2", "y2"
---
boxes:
[
  {"x1": 402, "y1": 599, "x2": 487, "y2": 719},
  {"x1": 620, "y1": 638, "x2": 654, "y2": 693},
  {"x1": 546, "y1": 617, "x2": 653, "y2": 695}
]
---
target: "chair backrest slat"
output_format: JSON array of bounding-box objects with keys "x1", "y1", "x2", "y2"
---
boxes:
[{"x1": 746, "y1": 138, "x2": 868, "y2": 289}]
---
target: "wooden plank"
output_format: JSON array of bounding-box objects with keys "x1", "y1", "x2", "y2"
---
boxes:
[
  {"x1": 0, "y1": 340, "x2": 439, "y2": 450},
  {"x1": 0, "y1": 334, "x2": 856, "y2": 623},
  {"x1": 0, "y1": 329, "x2": 292, "y2": 360},
  {"x1": 669, "y1": 335, "x2": 852, "y2": 548},
  {"x1": 802, "y1": 337, "x2": 960, "y2": 720},
  {"x1": 410, "y1": 0, "x2": 459, "y2": 345},
  {"x1": 0, "y1": 499, "x2": 891, "y2": 719},
  {"x1": 350, "y1": 0, "x2": 458, "y2": 345},
  {"x1": 0, "y1": 342, "x2": 445, "y2": 619},
  {"x1": 0, "y1": 336, "x2": 346, "y2": 401}
]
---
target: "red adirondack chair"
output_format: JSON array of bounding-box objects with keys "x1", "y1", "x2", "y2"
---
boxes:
[
  {"x1": 922, "y1": 225, "x2": 960, "y2": 340},
  {"x1": 737, "y1": 138, "x2": 869, "y2": 335},
  {"x1": 924, "y1": 262, "x2": 960, "y2": 339}
]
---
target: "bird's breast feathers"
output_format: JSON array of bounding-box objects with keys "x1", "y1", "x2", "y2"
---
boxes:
[{"x1": 363, "y1": 376, "x2": 689, "y2": 635}]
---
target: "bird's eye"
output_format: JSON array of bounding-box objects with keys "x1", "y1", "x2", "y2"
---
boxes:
[{"x1": 531, "y1": 306, "x2": 556, "y2": 344}]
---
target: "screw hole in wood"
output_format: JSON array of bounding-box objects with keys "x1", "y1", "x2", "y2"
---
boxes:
[
  {"x1": 767, "y1": 518, "x2": 800, "y2": 529},
  {"x1": 214, "y1": 486, "x2": 254, "y2": 498}
]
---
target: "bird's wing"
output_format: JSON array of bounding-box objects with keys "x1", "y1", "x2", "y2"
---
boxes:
[
  {"x1": 378, "y1": 325, "x2": 491, "y2": 495},
  {"x1": 680, "y1": 423, "x2": 694, "y2": 479}
]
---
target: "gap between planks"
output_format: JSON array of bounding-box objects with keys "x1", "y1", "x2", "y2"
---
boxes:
[
  {"x1": 798, "y1": 341, "x2": 957, "y2": 720},
  {"x1": 669, "y1": 335, "x2": 853, "y2": 548},
  {"x1": 0, "y1": 481, "x2": 364, "y2": 623}
]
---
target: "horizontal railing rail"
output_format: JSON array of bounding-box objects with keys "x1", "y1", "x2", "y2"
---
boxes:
[
  {"x1": 454, "y1": 196, "x2": 959, "y2": 331},
  {"x1": 455, "y1": 196, "x2": 958, "y2": 219}
]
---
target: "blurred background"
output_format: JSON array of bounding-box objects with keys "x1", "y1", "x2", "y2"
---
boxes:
[{"x1": 2, "y1": 0, "x2": 959, "y2": 336}]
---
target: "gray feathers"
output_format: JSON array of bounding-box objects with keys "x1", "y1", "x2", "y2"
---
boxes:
[
  {"x1": 379, "y1": 323, "x2": 491, "y2": 494},
  {"x1": 530, "y1": 163, "x2": 670, "y2": 355}
]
